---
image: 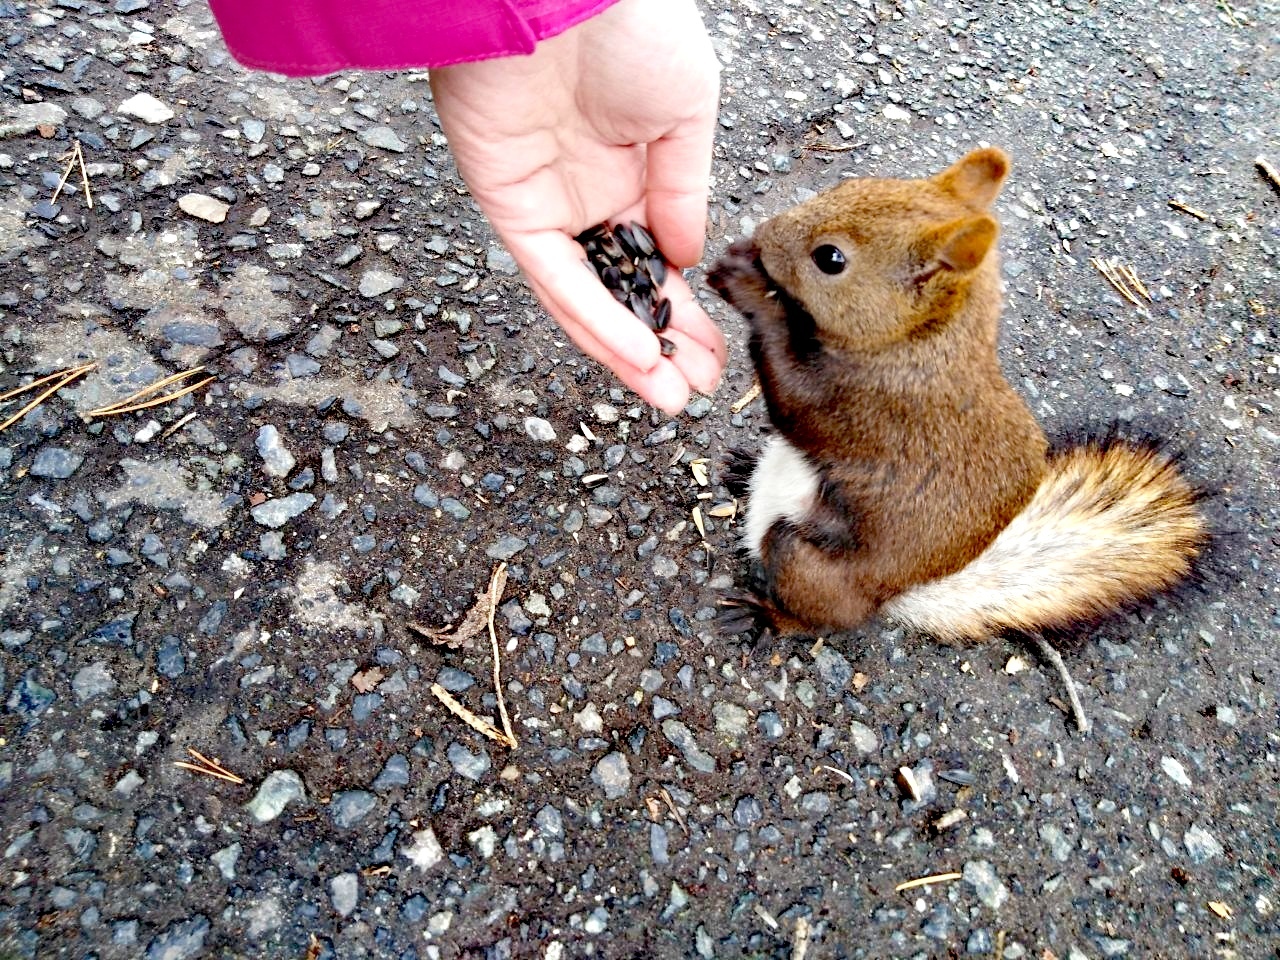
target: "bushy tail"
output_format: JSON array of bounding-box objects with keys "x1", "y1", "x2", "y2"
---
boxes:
[{"x1": 880, "y1": 440, "x2": 1207, "y2": 642}]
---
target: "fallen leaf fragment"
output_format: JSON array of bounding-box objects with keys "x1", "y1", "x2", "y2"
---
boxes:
[
  {"x1": 409, "y1": 564, "x2": 508, "y2": 650},
  {"x1": 351, "y1": 667, "x2": 384, "y2": 694}
]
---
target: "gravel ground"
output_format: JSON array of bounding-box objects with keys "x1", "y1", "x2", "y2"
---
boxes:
[{"x1": 1, "y1": 0, "x2": 1278, "y2": 958}]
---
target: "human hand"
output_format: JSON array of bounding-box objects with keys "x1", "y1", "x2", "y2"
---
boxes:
[{"x1": 429, "y1": 0, "x2": 725, "y2": 415}]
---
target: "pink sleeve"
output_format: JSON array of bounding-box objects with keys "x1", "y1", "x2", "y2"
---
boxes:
[{"x1": 206, "y1": 0, "x2": 623, "y2": 76}]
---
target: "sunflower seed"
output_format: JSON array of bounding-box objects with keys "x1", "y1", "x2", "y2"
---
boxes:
[
  {"x1": 631, "y1": 222, "x2": 656, "y2": 257},
  {"x1": 654, "y1": 298, "x2": 672, "y2": 331},
  {"x1": 576, "y1": 220, "x2": 674, "y2": 350}
]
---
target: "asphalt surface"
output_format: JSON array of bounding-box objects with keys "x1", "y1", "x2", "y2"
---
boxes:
[{"x1": 1, "y1": 0, "x2": 1278, "y2": 958}]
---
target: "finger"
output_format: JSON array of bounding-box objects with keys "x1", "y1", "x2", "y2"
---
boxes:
[
  {"x1": 652, "y1": 326, "x2": 721, "y2": 398},
  {"x1": 507, "y1": 230, "x2": 662, "y2": 373},
  {"x1": 658, "y1": 271, "x2": 728, "y2": 369},
  {"x1": 526, "y1": 276, "x2": 693, "y2": 415},
  {"x1": 644, "y1": 104, "x2": 719, "y2": 268}
]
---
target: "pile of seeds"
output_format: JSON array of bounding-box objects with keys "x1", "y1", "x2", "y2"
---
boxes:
[{"x1": 576, "y1": 221, "x2": 677, "y2": 356}]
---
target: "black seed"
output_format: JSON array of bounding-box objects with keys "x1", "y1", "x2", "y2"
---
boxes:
[
  {"x1": 654, "y1": 298, "x2": 672, "y2": 331},
  {"x1": 631, "y1": 222, "x2": 656, "y2": 257},
  {"x1": 632, "y1": 269, "x2": 652, "y2": 297},
  {"x1": 658, "y1": 335, "x2": 677, "y2": 357},
  {"x1": 610, "y1": 286, "x2": 629, "y2": 303},
  {"x1": 601, "y1": 264, "x2": 624, "y2": 290},
  {"x1": 617, "y1": 257, "x2": 635, "y2": 277},
  {"x1": 629, "y1": 293, "x2": 656, "y2": 329},
  {"x1": 599, "y1": 235, "x2": 623, "y2": 261},
  {"x1": 614, "y1": 223, "x2": 639, "y2": 260},
  {"x1": 575, "y1": 223, "x2": 609, "y2": 245},
  {"x1": 648, "y1": 255, "x2": 667, "y2": 285}
]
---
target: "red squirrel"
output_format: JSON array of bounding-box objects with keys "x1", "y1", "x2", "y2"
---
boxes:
[{"x1": 708, "y1": 147, "x2": 1207, "y2": 642}]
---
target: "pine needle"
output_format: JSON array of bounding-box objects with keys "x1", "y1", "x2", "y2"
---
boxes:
[
  {"x1": 0, "y1": 362, "x2": 95, "y2": 433},
  {"x1": 87, "y1": 367, "x2": 213, "y2": 417}
]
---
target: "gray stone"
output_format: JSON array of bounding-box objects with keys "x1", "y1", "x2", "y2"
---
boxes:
[
  {"x1": 330, "y1": 790, "x2": 377, "y2": 829},
  {"x1": 1, "y1": 102, "x2": 68, "y2": 139},
  {"x1": 329, "y1": 872, "x2": 359, "y2": 917},
  {"x1": 211, "y1": 843, "x2": 241, "y2": 880},
  {"x1": 524, "y1": 417, "x2": 557, "y2": 442},
  {"x1": 162, "y1": 321, "x2": 223, "y2": 347},
  {"x1": 962, "y1": 860, "x2": 1009, "y2": 910},
  {"x1": 402, "y1": 827, "x2": 444, "y2": 871},
  {"x1": 372, "y1": 754, "x2": 410, "y2": 791},
  {"x1": 712, "y1": 701, "x2": 749, "y2": 739},
  {"x1": 358, "y1": 126, "x2": 408, "y2": 152},
  {"x1": 486, "y1": 245, "x2": 519, "y2": 275},
  {"x1": 359, "y1": 270, "x2": 405, "y2": 298},
  {"x1": 72, "y1": 662, "x2": 116, "y2": 701},
  {"x1": 255, "y1": 425, "x2": 296, "y2": 478},
  {"x1": 652, "y1": 555, "x2": 678, "y2": 579},
  {"x1": 486, "y1": 535, "x2": 527, "y2": 560},
  {"x1": 848, "y1": 720, "x2": 878, "y2": 753},
  {"x1": 251, "y1": 493, "x2": 316, "y2": 528},
  {"x1": 814, "y1": 647, "x2": 852, "y2": 692},
  {"x1": 118, "y1": 92, "x2": 174, "y2": 124},
  {"x1": 245, "y1": 770, "x2": 306, "y2": 822},
  {"x1": 31, "y1": 447, "x2": 84, "y2": 479},
  {"x1": 145, "y1": 915, "x2": 209, "y2": 960},
  {"x1": 661, "y1": 720, "x2": 716, "y2": 773},
  {"x1": 733, "y1": 795, "x2": 763, "y2": 827},
  {"x1": 1183, "y1": 823, "x2": 1224, "y2": 863},
  {"x1": 447, "y1": 742, "x2": 490, "y2": 780},
  {"x1": 591, "y1": 752, "x2": 631, "y2": 800}
]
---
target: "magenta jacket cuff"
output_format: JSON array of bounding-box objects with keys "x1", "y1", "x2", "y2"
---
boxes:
[{"x1": 207, "y1": 0, "x2": 623, "y2": 76}]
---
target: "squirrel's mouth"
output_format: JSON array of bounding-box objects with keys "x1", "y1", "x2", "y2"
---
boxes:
[
  {"x1": 708, "y1": 240, "x2": 819, "y2": 356},
  {"x1": 707, "y1": 238, "x2": 790, "y2": 324}
]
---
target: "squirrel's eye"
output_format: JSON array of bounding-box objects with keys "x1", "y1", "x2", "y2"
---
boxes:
[{"x1": 811, "y1": 244, "x2": 847, "y2": 275}]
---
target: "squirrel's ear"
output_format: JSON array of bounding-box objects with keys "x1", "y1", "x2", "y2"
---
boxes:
[
  {"x1": 928, "y1": 215, "x2": 998, "y2": 272},
  {"x1": 933, "y1": 148, "x2": 1010, "y2": 208}
]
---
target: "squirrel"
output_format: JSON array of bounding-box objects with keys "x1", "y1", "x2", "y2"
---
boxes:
[{"x1": 708, "y1": 147, "x2": 1207, "y2": 643}]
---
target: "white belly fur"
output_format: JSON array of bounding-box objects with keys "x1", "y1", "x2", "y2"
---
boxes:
[{"x1": 743, "y1": 435, "x2": 820, "y2": 558}]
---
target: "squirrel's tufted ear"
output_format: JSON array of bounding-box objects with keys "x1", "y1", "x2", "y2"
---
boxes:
[
  {"x1": 926, "y1": 215, "x2": 999, "y2": 272},
  {"x1": 933, "y1": 148, "x2": 1010, "y2": 208}
]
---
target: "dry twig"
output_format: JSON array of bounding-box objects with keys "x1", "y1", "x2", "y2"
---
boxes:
[
  {"x1": 0, "y1": 362, "x2": 96, "y2": 433},
  {"x1": 1030, "y1": 632, "x2": 1091, "y2": 735},
  {"x1": 429, "y1": 682, "x2": 514, "y2": 747},
  {"x1": 51, "y1": 140, "x2": 93, "y2": 209},
  {"x1": 485, "y1": 563, "x2": 517, "y2": 749},
  {"x1": 1167, "y1": 199, "x2": 1210, "y2": 221},
  {"x1": 658, "y1": 786, "x2": 689, "y2": 835},
  {"x1": 173, "y1": 747, "x2": 245, "y2": 784},
  {"x1": 421, "y1": 564, "x2": 518, "y2": 748}
]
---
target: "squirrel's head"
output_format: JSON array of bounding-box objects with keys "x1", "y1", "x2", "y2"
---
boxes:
[{"x1": 710, "y1": 147, "x2": 1010, "y2": 352}]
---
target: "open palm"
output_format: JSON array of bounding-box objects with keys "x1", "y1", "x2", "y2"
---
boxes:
[{"x1": 429, "y1": 0, "x2": 725, "y2": 414}]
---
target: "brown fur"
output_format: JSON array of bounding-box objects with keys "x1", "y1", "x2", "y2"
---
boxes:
[{"x1": 709, "y1": 148, "x2": 1207, "y2": 638}]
